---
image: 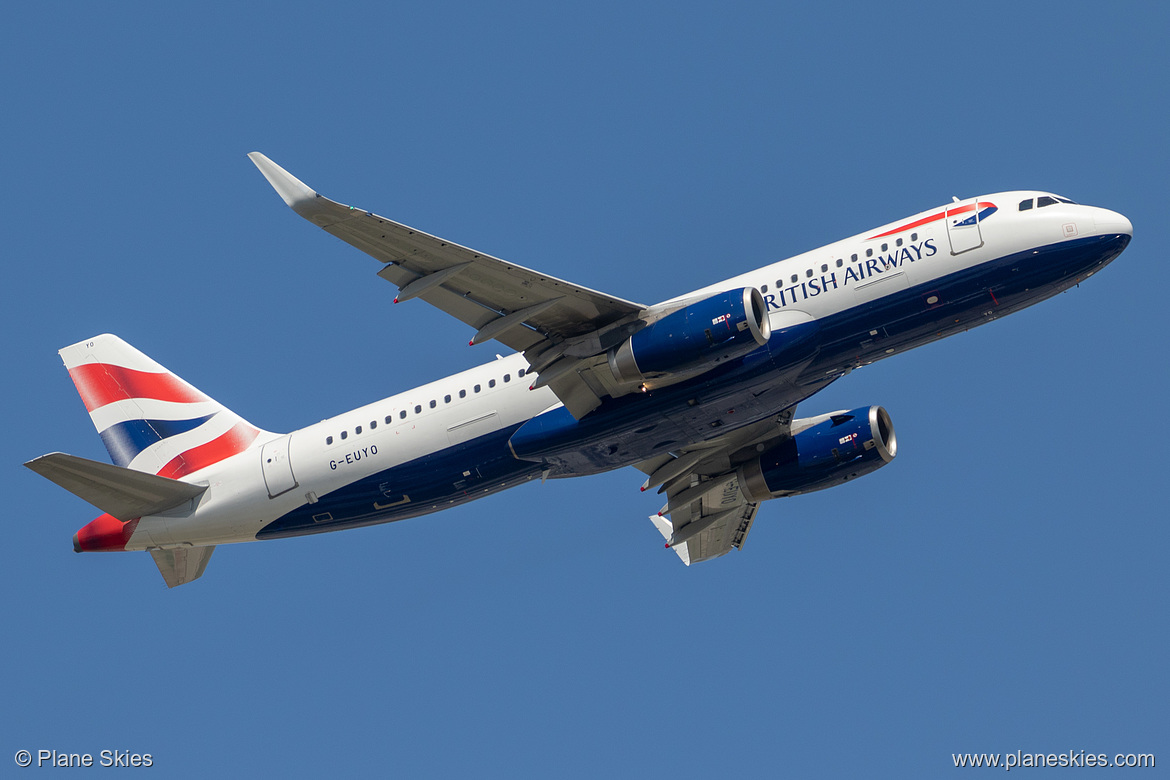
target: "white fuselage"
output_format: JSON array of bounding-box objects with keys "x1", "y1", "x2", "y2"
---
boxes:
[{"x1": 122, "y1": 192, "x2": 1131, "y2": 550}]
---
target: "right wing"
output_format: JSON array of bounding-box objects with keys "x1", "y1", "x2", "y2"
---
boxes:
[
  {"x1": 650, "y1": 474, "x2": 761, "y2": 565},
  {"x1": 249, "y1": 153, "x2": 648, "y2": 417},
  {"x1": 638, "y1": 408, "x2": 796, "y2": 564}
]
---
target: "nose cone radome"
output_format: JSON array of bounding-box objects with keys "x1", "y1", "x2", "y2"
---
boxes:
[{"x1": 1092, "y1": 207, "x2": 1133, "y2": 238}]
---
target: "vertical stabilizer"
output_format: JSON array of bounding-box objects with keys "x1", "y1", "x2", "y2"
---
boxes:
[{"x1": 59, "y1": 334, "x2": 267, "y2": 477}]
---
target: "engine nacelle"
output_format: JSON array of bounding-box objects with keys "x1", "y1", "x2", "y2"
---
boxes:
[
  {"x1": 608, "y1": 287, "x2": 770, "y2": 384},
  {"x1": 737, "y1": 406, "x2": 896, "y2": 501}
]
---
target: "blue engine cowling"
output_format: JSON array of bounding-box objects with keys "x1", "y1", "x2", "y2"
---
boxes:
[
  {"x1": 608, "y1": 287, "x2": 771, "y2": 384},
  {"x1": 737, "y1": 406, "x2": 896, "y2": 500}
]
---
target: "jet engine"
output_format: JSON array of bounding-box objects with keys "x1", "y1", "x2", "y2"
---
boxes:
[
  {"x1": 737, "y1": 406, "x2": 896, "y2": 500},
  {"x1": 607, "y1": 287, "x2": 770, "y2": 385}
]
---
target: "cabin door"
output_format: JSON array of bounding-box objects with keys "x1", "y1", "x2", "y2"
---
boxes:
[
  {"x1": 261, "y1": 435, "x2": 298, "y2": 498},
  {"x1": 945, "y1": 197, "x2": 985, "y2": 255}
]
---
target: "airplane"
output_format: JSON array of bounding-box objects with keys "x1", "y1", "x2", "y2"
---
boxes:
[{"x1": 25, "y1": 153, "x2": 1133, "y2": 586}]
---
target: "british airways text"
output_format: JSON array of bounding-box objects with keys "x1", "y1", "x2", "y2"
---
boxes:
[{"x1": 764, "y1": 238, "x2": 938, "y2": 310}]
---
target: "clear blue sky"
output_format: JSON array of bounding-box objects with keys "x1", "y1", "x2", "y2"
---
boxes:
[{"x1": 3, "y1": 2, "x2": 1166, "y2": 776}]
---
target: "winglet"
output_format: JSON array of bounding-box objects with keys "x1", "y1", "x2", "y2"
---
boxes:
[
  {"x1": 247, "y1": 152, "x2": 325, "y2": 213},
  {"x1": 248, "y1": 152, "x2": 360, "y2": 228}
]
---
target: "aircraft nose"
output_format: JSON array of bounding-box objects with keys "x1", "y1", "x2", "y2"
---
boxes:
[{"x1": 1092, "y1": 207, "x2": 1133, "y2": 238}]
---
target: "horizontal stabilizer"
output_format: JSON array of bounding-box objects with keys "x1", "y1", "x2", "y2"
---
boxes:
[
  {"x1": 150, "y1": 546, "x2": 215, "y2": 588},
  {"x1": 25, "y1": 452, "x2": 206, "y2": 521}
]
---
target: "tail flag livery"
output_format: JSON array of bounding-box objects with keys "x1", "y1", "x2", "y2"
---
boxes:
[{"x1": 60, "y1": 335, "x2": 265, "y2": 477}]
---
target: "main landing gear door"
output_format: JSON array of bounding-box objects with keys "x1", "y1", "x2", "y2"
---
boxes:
[
  {"x1": 261, "y1": 435, "x2": 298, "y2": 498},
  {"x1": 946, "y1": 197, "x2": 985, "y2": 255}
]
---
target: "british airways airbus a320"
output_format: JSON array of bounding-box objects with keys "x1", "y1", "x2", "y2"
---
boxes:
[{"x1": 25, "y1": 154, "x2": 1132, "y2": 586}]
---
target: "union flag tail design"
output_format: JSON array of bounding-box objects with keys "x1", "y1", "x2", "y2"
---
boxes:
[{"x1": 60, "y1": 334, "x2": 266, "y2": 477}]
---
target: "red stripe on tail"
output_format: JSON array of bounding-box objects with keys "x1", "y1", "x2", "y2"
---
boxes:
[
  {"x1": 68, "y1": 363, "x2": 209, "y2": 412},
  {"x1": 157, "y1": 423, "x2": 260, "y2": 479}
]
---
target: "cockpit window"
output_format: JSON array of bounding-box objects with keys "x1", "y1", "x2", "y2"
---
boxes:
[
  {"x1": 1019, "y1": 198, "x2": 1033, "y2": 211},
  {"x1": 1037, "y1": 196, "x2": 1058, "y2": 208}
]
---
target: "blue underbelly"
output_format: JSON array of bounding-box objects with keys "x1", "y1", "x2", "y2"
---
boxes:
[{"x1": 257, "y1": 423, "x2": 542, "y2": 540}]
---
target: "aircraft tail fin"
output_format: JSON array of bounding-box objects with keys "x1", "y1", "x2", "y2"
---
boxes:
[{"x1": 59, "y1": 334, "x2": 266, "y2": 477}]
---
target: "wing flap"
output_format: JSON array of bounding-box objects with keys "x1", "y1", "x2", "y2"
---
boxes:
[
  {"x1": 648, "y1": 472, "x2": 760, "y2": 565},
  {"x1": 637, "y1": 409, "x2": 795, "y2": 564},
  {"x1": 25, "y1": 453, "x2": 206, "y2": 521},
  {"x1": 650, "y1": 479, "x2": 761, "y2": 566}
]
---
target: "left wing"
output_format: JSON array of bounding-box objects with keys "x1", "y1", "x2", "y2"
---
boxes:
[{"x1": 249, "y1": 153, "x2": 647, "y2": 417}]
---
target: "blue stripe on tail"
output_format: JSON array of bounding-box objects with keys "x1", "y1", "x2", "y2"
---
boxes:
[{"x1": 98, "y1": 414, "x2": 217, "y2": 468}]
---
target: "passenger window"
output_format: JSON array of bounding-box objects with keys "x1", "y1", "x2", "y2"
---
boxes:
[
  {"x1": 805, "y1": 269, "x2": 813, "y2": 278},
  {"x1": 414, "y1": 405, "x2": 421, "y2": 414},
  {"x1": 341, "y1": 430, "x2": 348, "y2": 440},
  {"x1": 881, "y1": 243, "x2": 888, "y2": 252},
  {"x1": 504, "y1": 374, "x2": 511, "y2": 383},
  {"x1": 459, "y1": 389, "x2": 466, "y2": 398},
  {"x1": 429, "y1": 400, "x2": 436, "y2": 409},
  {"x1": 790, "y1": 274, "x2": 798, "y2": 284},
  {"x1": 385, "y1": 416, "x2": 392, "y2": 425},
  {"x1": 911, "y1": 233, "x2": 918, "y2": 241},
  {"x1": 851, "y1": 253, "x2": 858, "y2": 262},
  {"x1": 518, "y1": 369, "x2": 526, "y2": 378},
  {"x1": 819, "y1": 264, "x2": 826, "y2": 273},
  {"x1": 355, "y1": 425, "x2": 362, "y2": 434},
  {"x1": 489, "y1": 379, "x2": 496, "y2": 388},
  {"x1": 326, "y1": 436, "x2": 333, "y2": 445},
  {"x1": 370, "y1": 420, "x2": 377, "y2": 429},
  {"x1": 474, "y1": 384, "x2": 481, "y2": 393},
  {"x1": 1019, "y1": 198, "x2": 1034, "y2": 211},
  {"x1": 836, "y1": 258, "x2": 843, "y2": 267},
  {"x1": 1037, "y1": 196, "x2": 1057, "y2": 208},
  {"x1": 761, "y1": 284, "x2": 768, "y2": 293},
  {"x1": 896, "y1": 238, "x2": 903, "y2": 247},
  {"x1": 399, "y1": 410, "x2": 406, "y2": 419},
  {"x1": 866, "y1": 248, "x2": 873, "y2": 258}
]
